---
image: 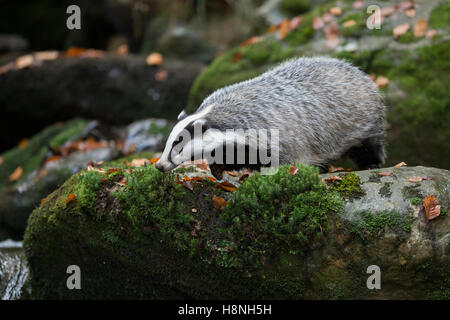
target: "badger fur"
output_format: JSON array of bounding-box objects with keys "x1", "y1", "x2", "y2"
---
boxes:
[{"x1": 156, "y1": 57, "x2": 386, "y2": 179}]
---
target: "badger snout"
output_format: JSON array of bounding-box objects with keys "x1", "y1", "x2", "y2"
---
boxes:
[{"x1": 155, "y1": 159, "x2": 176, "y2": 172}]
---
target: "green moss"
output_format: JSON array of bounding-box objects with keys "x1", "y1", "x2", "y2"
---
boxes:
[
  {"x1": 396, "y1": 31, "x2": 422, "y2": 44},
  {"x1": 340, "y1": 12, "x2": 366, "y2": 38},
  {"x1": 379, "y1": 182, "x2": 392, "y2": 198},
  {"x1": 333, "y1": 50, "x2": 378, "y2": 73},
  {"x1": 409, "y1": 197, "x2": 422, "y2": 206},
  {"x1": 285, "y1": 11, "x2": 315, "y2": 45},
  {"x1": 280, "y1": 0, "x2": 311, "y2": 16},
  {"x1": 429, "y1": 2, "x2": 450, "y2": 29},
  {"x1": 331, "y1": 172, "x2": 365, "y2": 199},
  {"x1": 402, "y1": 185, "x2": 423, "y2": 202},
  {"x1": 350, "y1": 210, "x2": 413, "y2": 238}
]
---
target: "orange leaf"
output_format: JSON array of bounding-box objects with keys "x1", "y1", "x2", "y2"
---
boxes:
[
  {"x1": 329, "y1": 7, "x2": 342, "y2": 16},
  {"x1": 8, "y1": 166, "x2": 23, "y2": 182},
  {"x1": 150, "y1": 157, "x2": 160, "y2": 163},
  {"x1": 212, "y1": 195, "x2": 227, "y2": 210},
  {"x1": 215, "y1": 181, "x2": 238, "y2": 192},
  {"x1": 289, "y1": 16, "x2": 302, "y2": 31},
  {"x1": 375, "y1": 76, "x2": 389, "y2": 88},
  {"x1": 279, "y1": 19, "x2": 290, "y2": 39},
  {"x1": 323, "y1": 175, "x2": 342, "y2": 182},
  {"x1": 196, "y1": 161, "x2": 210, "y2": 170},
  {"x1": 155, "y1": 70, "x2": 168, "y2": 82},
  {"x1": 343, "y1": 20, "x2": 356, "y2": 28},
  {"x1": 423, "y1": 195, "x2": 440, "y2": 220},
  {"x1": 206, "y1": 176, "x2": 216, "y2": 182},
  {"x1": 108, "y1": 168, "x2": 119, "y2": 174},
  {"x1": 190, "y1": 176, "x2": 204, "y2": 181},
  {"x1": 328, "y1": 166, "x2": 345, "y2": 173},
  {"x1": 324, "y1": 23, "x2": 340, "y2": 48},
  {"x1": 65, "y1": 47, "x2": 87, "y2": 57},
  {"x1": 394, "y1": 162, "x2": 407, "y2": 167},
  {"x1": 127, "y1": 158, "x2": 150, "y2": 167},
  {"x1": 240, "y1": 36, "x2": 262, "y2": 48},
  {"x1": 45, "y1": 155, "x2": 62, "y2": 164},
  {"x1": 226, "y1": 170, "x2": 239, "y2": 177},
  {"x1": 66, "y1": 193, "x2": 76, "y2": 204},
  {"x1": 393, "y1": 23, "x2": 410, "y2": 39},
  {"x1": 146, "y1": 52, "x2": 163, "y2": 66},
  {"x1": 35, "y1": 50, "x2": 59, "y2": 61},
  {"x1": 407, "y1": 176, "x2": 423, "y2": 183},
  {"x1": 405, "y1": 8, "x2": 415, "y2": 17},
  {"x1": 378, "y1": 171, "x2": 393, "y2": 176},
  {"x1": 16, "y1": 55, "x2": 34, "y2": 69},
  {"x1": 18, "y1": 138, "x2": 29, "y2": 149},
  {"x1": 267, "y1": 23, "x2": 282, "y2": 33},
  {"x1": 413, "y1": 18, "x2": 427, "y2": 37},
  {"x1": 41, "y1": 197, "x2": 47, "y2": 205},
  {"x1": 232, "y1": 52, "x2": 243, "y2": 63},
  {"x1": 426, "y1": 29, "x2": 437, "y2": 39},
  {"x1": 290, "y1": 166, "x2": 298, "y2": 175}
]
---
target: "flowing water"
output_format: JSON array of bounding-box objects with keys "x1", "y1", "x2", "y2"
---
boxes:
[{"x1": 0, "y1": 239, "x2": 28, "y2": 300}]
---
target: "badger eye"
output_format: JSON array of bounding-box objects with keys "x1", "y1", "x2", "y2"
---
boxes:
[{"x1": 173, "y1": 136, "x2": 183, "y2": 146}]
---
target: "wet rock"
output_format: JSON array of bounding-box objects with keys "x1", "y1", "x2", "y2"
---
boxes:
[
  {"x1": 0, "y1": 34, "x2": 29, "y2": 53},
  {"x1": 23, "y1": 163, "x2": 449, "y2": 299},
  {"x1": 0, "y1": 246, "x2": 28, "y2": 300}
]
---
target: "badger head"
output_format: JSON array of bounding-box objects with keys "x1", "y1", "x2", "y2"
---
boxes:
[{"x1": 155, "y1": 105, "x2": 278, "y2": 180}]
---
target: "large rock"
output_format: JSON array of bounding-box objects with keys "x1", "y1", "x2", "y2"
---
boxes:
[
  {"x1": 0, "y1": 54, "x2": 201, "y2": 152},
  {"x1": 23, "y1": 162, "x2": 449, "y2": 299},
  {"x1": 185, "y1": 0, "x2": 450, "y2": 170},
  {"x1": 0, "y1": 118, "x2": 171, "y2": 236}
]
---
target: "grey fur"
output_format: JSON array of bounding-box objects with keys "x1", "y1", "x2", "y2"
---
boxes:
[{"x1": 161, "y1": 57, "x2": 386, "y2": 173}]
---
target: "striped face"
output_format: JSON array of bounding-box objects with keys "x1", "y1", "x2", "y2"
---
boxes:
[{"x1": 155, "y1": 105, "x2": 215, "y2": 172}]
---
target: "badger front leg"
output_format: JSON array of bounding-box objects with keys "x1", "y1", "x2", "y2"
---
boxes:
[{"x1": 209, "y1": 163, "x2": 225, "y2": 180}]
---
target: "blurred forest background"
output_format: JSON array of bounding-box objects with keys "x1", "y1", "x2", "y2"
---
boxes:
[{"x1": 0, "y1": 0, "x2": 449, "y2": 239}]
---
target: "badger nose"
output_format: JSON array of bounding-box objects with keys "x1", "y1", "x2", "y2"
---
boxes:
[
  {"x1": 155, "y1": 161, "x2": 165, "y2": 172},
  {"x1": 155, "y1": 159, "x2": 176, "y2": 172}
]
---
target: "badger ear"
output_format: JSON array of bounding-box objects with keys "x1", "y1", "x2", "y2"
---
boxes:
[
  {"x1": 177, "y1": 110, "x2": 188, "y2": 121},
  {"x1": 193, "y1": 119, "x2": 207, "y2": 127}
]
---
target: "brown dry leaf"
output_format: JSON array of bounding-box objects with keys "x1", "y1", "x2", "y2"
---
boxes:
[
  {"x1": 215, "y1": 181, "x2": 238, "y2": 192},
  {"x1": 329, "y1": 7, "x2": 342, "y2": 16},
  {"x1": 323, "y1": 175, "x2": 342, "y2": 182},
  {"x1": 378, "y1": 171, "x2": 393, "y2": 177},
  {"x1": 290, "y1": 166, "x2": 298, "y2": 175},
  {"x1": 116, "y1": 44, "x2": 129, "y2": 55},
  {"x1": 238, "y1": 170, "x2": 252, "y2": 183},
  {"x1": 44, "y1": 155, "x2": 62, "y2": 165},
  {"x1": 381, "y1": 7, "x2": 396, "y2": 18},
  {"x1": 41, "y1": 197, "x2": 46, "y2": 205},
  {"x1": 426, "y1": 29, "x2": 437, "y2": 38},
  {"x1": 84, "y1": 49, "x2": 104, "y2": 58},
  {"x1": 232, "y1": 52, "x2": 243, "y2": 63},
  {"x1": 127, "y1": 158, "x2": 150, "y2": 167},
  {"x1": 279, "y1": 19, "x2": 290, "y2": 39},
  {"x1": 87, "y1": 165, "x2": 106, "y2": 174},
  {"x1": 343, "y1": 20, "x2": 356, "y2": 28},
  {"x1": 322, "y1": 13, "x2": 334, "y2": 24},
  {"x1": 35, "y1": 50, "x2": 59, "y2": 61},
  {"x1": 405, "y1": 8, "x2": 416, "y2": 17},
  {"x1": 240, "y1": 36, "x2": 262, "y2": 47},
  {"x1": 212, "y1": 195, "x2": 227, "y2": 210},
  {"x1": 65, "y1": 47, "x2": 87, "y2": 57},
  {"x1": 226, "y1": 170, "x2": 239, "y2": 177},
  {"x1": 422, "y1": 176, "x2": 433, "y2": 181},
  {"x1": 18, "y1": 138, "x2": 29, "y2": 149},
  {"x1": 206, "y1": 176, "x2": 216, "y2": 182},
  {"x1": 413, "y1": 18, "x2": 427, "y2": 37},
  {"x1": 375, "y1": 76, "x2": 389, "y2": 88},
  {"x1": 289, "y1": 16, "x2": 302, "y2": 31},
  {"x1": 324, "y1": 23, "x2": 340, "y2": 48},
  {"x1": 146, "y1": 52, "x2": 163, "y2": 66},
  {"x1": 423, "y1": 195, "x2": 441, "y2": 220},
  {"x1": 117, "y1": 177, "x2": 128, "y2": 187},
  {"x1": 312, "y1": 16, "x2": 325, "y2": 30},
  {"x1": 267, "y1": 22, "x2": 282, "y2": 33},
  {"x1": 353, "y1": 0, "x2": 364, "y2": 9},
  {"x1": 328, "y1": 166, "x2": 345, "y2": 173},
  {"x1": 155, "y1": 70, "x2": 168, "y2": 82},
  {"x1": 407, "y1": 176, "x2": 423, "y2": 183},
  {"x1": 150, "y1": 157, "x2": 160, "y2": 164},
  {"x1": 16, "y1": 55, "x2": 34, "y2": 69},
  {"x1": 393, "y1": 23, "x2": 410, "y2": 39},
  {"x1": 66, "y1": 193, "x2": 76, "y2": 204},
  {"x1": 394, "y1": 161, "x2": 407, "y2": 167},
  {"x1": 196, "y1": 161, "x2": 210, "y2": 170},
  {"x1": 370, "y1": 74, "x2": 376, "y2": 81},
  {"x1": 8, "y1": 166, "x2": 23, "y2": 182}
]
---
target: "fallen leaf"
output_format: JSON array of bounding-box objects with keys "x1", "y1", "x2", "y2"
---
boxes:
[
  {"x1": 34, "y1": 50, "x2": 59, "y2": 61},
  {"x1": 195, "y1": 161, "x2": 210, "y2": 170},
  {"x1": 413, "y1": 18, "x2": 427, "y2": 37},
  {"x1": 290, "y1": 166, "x2": 298, "y2": 175},
  {"x1": 65, "y1": 47, "x2": 87, "y2": 57},
  {"x1": 226, "y1": 170, "x2": 238, "y2": 177},
  {"x1": 289, "y1": 16, "x2": 302, "y2": 31},
  {"x1": 44, "y1": 155, "x2": 62, "y2": 164},
  {"x1": 155, "y1": 70, "x2": 168, "y2": 82},
  {"x1": 41, "y1": 197, "x2": 46, "y2": 205},
  {"x1": 8, "y1": 166, "x2": 23, "y2": 182},
  {"x1": 127, "y1": 158, "x2": 150, "y2": 167},
  {"x1": 191, "y1": 208, "x2": 197, "y2": 213},
  {"x1": 18, "y1": 138, "x2": 28, "y2": 149},
  {"x1": 267, "y1": 22, "x2": 282, "y2": 33},
  {"x1": 393, "y1": 23, "x2": 410, "y2": 39},
  {"x1": 423, "y1": 195, "x2": 440, "y2": 220},
  {"x1": 405, "y1": 8, "x2": 416, "y2": 17},
  {"x1": 213, "y1": 195, "x2": 227, "y2": 210},
  {"x1": 353, "y1": 0, "x2": 364, "y2": 9},
  {"x1": 84, "y1": 49, "x2": 104, "y2": 57},
  {"x1": 312, "y1": 16, "x2": 325, "y2": 30},
  {"x1": 407, "y1": 176, "x2": 423, "y2": 183},
  {"x1": 232, "y1": 52, "x2": 243, "y2": 63},
  {"x1": 238, "y1": 171, "x2": 251, "y2": 183},
  {"x1": 16, "y1": 54, "x2": 34, "y2": 69},
  {"x1": 370, "y1": 74, "x2": 376, "y2": 81},
  {"x1": 381, "y1": 7, "x2": 396, "y2": 17},
  {"x1": 343, "y1": 20, "x2": 356, "y2": 28},
  {"x1": 146, "y1": 52, "x2": 163, "y2": 66},
  {"x1": 190, "y1": 176, "x2": 204, "y2": 181},
  {"x1": 117, "y1": 177, "x2": 128, "y2": 186},
  {"x1": 422, "y1": 176, "x2": 433, "y2": 181},
  {"x1": 375, "y1": 76, "x2": 389, "y2": 87},
  {"x1": 150, "y1": 157, "x2": 160, "y2": 163},
  {"x1": 425, "y1": 29, "x2": 437, "y2": 38},
  {"x1": 328, "y1": 166, "x2": 345, "y2": 173},
  {"x1": 240, "y1": 36, "x2": 262, "y2": 47},
  {"x1": 116, "y1": 44, "x2": 129, "y2": 55},
  {"x1": 66, "y1": 193, "x2": 76, "y2": 204},
  {"x1": 279, "y1": 19, "x2": 290, "y2": 39},
  {"x1": 324, "y1": 22, "x2": 340, "y2": 48},
  {"x1": 323, "y1": 175, "x2": 342, "y2": 182},
  {"x1": 321, "y1": 13, "x2": 334, "y2": 24},
  {"x1": 215, "y1": 181, "x2": 238, "y2": 192},
  {"x1": 329, "y1": 7, "x2": 342, "y2": 16},
  {"x1": 107, "y1": 168, "x2": 119, "y2": 174},
  {"x1": 394, "y1": 162, "x2": 407, "y2": 167},
  {"x1": 378, "y1": 171, "x2": 393, "y2": 176},
  {"x1": 206, "y1": 176, "x2": 216, "y2": 182}
]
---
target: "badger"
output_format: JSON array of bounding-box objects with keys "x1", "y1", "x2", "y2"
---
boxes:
[{"x1": 156, "y1": 57, "x2": 386, "y2": 179}]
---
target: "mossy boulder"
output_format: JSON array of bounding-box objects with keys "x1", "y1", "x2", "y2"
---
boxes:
[
  {"x1": 0, "y1": 118, "x2": 171, "y2": 236},
  {"x1": 23, "y1": 162, "x2": 449, "y2": 299},
  {"x1": 0, "y1": 54, "x2": 201, "y2": 152},
  {"x1": 185, "y1": 0, "x2": 450, "y2": 170}
]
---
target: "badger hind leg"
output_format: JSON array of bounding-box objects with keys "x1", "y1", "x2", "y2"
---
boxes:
[{"x1": 346, "y1": 136, "x2": 385, "y2": 170}]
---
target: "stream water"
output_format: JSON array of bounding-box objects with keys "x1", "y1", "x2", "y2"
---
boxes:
[{"x1": 0, "y1": 239, "x2": 28, "y2": 300}]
